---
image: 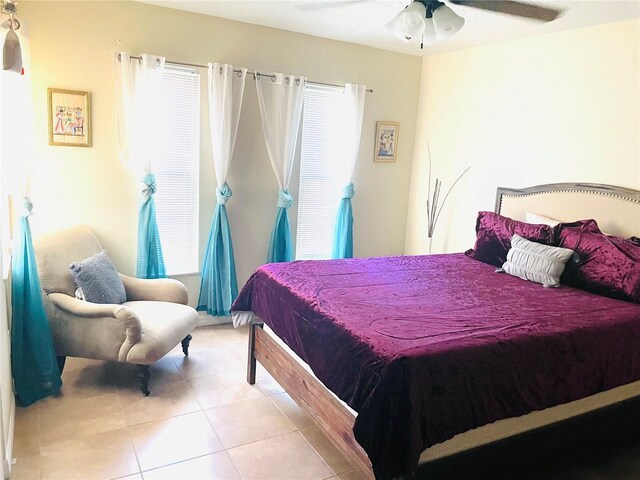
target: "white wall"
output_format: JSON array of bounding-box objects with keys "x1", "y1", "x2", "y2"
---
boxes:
[
  {"x1": 20, "y1": 1, "x2": 422, "y2": 310},
  {"x1": 0, "y1": 243, "x2": 13, "y2": 479},
  {"x1": 405, "y1": 19, "x2": 640, "y2": 255}
]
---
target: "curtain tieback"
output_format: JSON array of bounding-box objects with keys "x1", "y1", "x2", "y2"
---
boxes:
[
  {"x1": 22, "y1": 197, "x2": 33, "y2": 217},
  {"x1": 142, "y1": 173, "x2": 157, "y2": 201},
  {"x1": 216, "y1": 183, "x2": 233, "y2": 205},
  {"x1": 341, "y1": 183, "x2": 355, "y2": 199},
  {"x1": 277, "y1": 189, "x2": 293, "y2": 209}
]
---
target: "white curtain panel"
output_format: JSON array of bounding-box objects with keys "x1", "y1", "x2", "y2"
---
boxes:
[
  {"x1": 0, "y1": 27, "x2": 33, "y2": 202},
  {"x1": 114, "y1": 52, "x2": 166, "y2": 177},
  {"x1": 255, "y1": 73, "x2": 306, "y2": 191},
  {"x1": 207, "y1": 63, "x2": 247, "y2": 188},
  {"x1": 338, "y1": 83, "x2": 367, "y2": 187}
]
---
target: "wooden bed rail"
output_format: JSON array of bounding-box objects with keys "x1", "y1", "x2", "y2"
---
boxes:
[{"x1": 247, "y1": 323, "x2": 375, "y2": 479}]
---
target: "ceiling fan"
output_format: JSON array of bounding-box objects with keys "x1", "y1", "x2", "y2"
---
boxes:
[{"x1": 387, "y1": 0, "x2": 564, "y2": 48}]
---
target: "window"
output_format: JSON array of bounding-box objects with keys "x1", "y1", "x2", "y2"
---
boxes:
[
  {"x1": 154, "y1": 64, "x2": 200, "y2": 275},
  {"x1": 296, "y1": 85, "x2": 344, "y2": 260}
]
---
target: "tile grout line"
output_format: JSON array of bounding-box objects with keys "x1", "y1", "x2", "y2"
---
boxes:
[
  {"x1": 137, "y1": 450, "x2": 231, "y2": 476},
  {"x1": 27, "y1": 327, "x2": 285, "y2": 480},
  {"x1": 297, "y1": 430, "x2": 341, "y2": 479},
  {"x1": 202, "y1": 396, "x2": 297, "y2": 450},
  {"x1": 266, "y1": 393, "x2": 356, "y2": 478},
  {"x1": 113, "y1": 376, "x2": 144, "y2": 479},
  {"x1": 187, "y1": 362, "x2": 246, "y2": 480}
]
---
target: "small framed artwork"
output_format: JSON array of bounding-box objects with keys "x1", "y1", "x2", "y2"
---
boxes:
[
  {"x1": 48, "y1": 88, "x2": 91, "y2": 147},
  {"x1": 374, "y1": 121, "x2": 399, "y2": 163}
]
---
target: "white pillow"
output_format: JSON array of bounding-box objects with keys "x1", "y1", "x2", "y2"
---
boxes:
[
  {"x1": 500, "y1": 234, "x2": 574, "y2": 288},
  {"x1": 526, "y1": 212, "x2": 612, "y2": 236},
  {"x1": 526, "y1": 212, "x2": 560, "y2": 227}
]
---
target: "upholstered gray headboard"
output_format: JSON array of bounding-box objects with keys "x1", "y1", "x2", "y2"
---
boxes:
[{"x1": 495, "y1": 183, "x2": 640, "y2": 238}]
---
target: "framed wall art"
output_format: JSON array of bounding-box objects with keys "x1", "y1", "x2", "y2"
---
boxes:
[
  {"x1": 48, "y1": 88, "x2": 91, "y2": 147},
  {"x1": 374, "y1": 121, "x2": 399, "y2": 163}
]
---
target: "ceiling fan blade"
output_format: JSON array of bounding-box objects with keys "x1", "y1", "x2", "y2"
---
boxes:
[{"x1": 450, "y1": 1, "x2": 563, "y2": 22}]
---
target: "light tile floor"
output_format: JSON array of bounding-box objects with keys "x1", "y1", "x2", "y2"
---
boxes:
[{"x1": 12, "y1": 325, "x2": 364, "y2": 480}]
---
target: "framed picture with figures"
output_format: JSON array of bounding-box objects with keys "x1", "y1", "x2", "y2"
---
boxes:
[
  {"x1": 48, "y1": 88, "x2": 91, "y2": 147},
  {"x1": 374, "y1": 121, "x2": 399, "y2": 163}
]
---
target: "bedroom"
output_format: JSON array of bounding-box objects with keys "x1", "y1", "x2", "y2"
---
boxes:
[{"x1": 0, "y1": 0, "x2": 638, "y2": 479}]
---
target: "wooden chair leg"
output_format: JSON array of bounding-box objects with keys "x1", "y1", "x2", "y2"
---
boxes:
[
  {"x1": 181, "y1": 334, "x2": 193, "y2": 357},
  {"x1": 56, "y1": 356, "x2": 66, "y2": 374},
  {"x1": 137, "y1": 364, "x2": 151, "y2": 396}
]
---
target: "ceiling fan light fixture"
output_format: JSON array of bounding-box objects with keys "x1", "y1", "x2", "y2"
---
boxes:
[
  {"x1": 432, "y1": 4, "x2": 465, "y2": 40},
  {"x1": 422, "y1": 17, "x2": 436, "y2": 45},
  {"x1": 385, "y1": 1, "x2": 426, "y2": 41},
  {"x1": 2, "y1": 0, "x2": 22, "y2": 74},
  {"x1": 385, "y1": 15, "x2": 412, "y2": 42}
]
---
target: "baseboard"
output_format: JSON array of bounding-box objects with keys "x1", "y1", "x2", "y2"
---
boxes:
[{"x1": 196, "y1": 312, "x2": 232, "y2": 327}]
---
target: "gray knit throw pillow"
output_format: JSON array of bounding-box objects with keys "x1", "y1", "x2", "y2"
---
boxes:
[{"x1": 69, "y1": 251, "x2": 126, "y2": 304}]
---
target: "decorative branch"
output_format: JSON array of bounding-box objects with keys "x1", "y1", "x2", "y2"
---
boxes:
[{"x1": 425, "y1": 142, "x2": 470, "y2": 239}]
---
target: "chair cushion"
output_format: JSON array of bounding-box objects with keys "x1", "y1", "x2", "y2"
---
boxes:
[
  {"x1": 123, "y1": 301, "x2": 199, "y2": 364},
  {"x1": 69, "y1": 252, "x2": 127, "y2": 304}
]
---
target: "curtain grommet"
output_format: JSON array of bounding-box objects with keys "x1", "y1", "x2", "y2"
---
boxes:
[{"x1": 271, "y1": 76, "x2": 276, "y2": 83}]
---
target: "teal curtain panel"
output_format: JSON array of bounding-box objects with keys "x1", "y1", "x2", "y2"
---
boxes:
[
  {"x1": 197, "y1": 64, "x2": 247, "y2": 316},
  {"x1": 198, "y1": 183, "x2": 238, "y2": 316},
  {"x1": 267, "y1": 189, "x2": 294, "y2": 263},
  {"x1": 332, "y1": 182, "x2": 355, "y2": 259},
  {"x1": 331, "y1": 84, "x2": 366, "y2": 260},
  {"x1": 11, "y1": 200, "x2": 62, "y2": 407},
  {"x1": 137, "y1": 173, "x2": 166, "y2": 279},
  {"x1": 255, "y1": 73, "x2": 306, "y2": 263}
]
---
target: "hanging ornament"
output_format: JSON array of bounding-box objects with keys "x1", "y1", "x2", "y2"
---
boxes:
[{"x1": 2, "y1": 1, "x2": 23, "y2": 74}]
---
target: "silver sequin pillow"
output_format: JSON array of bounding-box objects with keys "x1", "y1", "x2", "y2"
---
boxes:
[
  {"x1": 69, "y1": 251, "x2": 126, "y2": 304},
  {"x1": 501, "y1": 234, "x2": 575, "y2": 288}
]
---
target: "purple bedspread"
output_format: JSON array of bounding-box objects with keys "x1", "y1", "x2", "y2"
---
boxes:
[{"x1": 232, "y1": 254, "x2": 640, "y2": 479}]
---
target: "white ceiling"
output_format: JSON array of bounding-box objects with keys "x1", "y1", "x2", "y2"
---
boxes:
[{"x1": 140, "y1": 0, "x2": 640, "y2": 57}]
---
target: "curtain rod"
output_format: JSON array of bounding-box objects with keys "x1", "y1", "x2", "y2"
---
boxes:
[{"x1": 120, "y1": 55, "x2": 373, "y2": 94}]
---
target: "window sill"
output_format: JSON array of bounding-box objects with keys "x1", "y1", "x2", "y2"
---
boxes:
[{"x1": 168, "y1": 272, "x2": 200, "y2": 278}]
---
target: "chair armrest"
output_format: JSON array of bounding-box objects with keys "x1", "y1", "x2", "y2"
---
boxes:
[
  {"x1": 48, "y1": 292, "x2": 142, "y2": 361},
  {"x1": 119, "y1": 274, "x2": 189, "y2": 305},
  {"x1": 49, "y1": 292, "x2": 124, "y2": 318}
]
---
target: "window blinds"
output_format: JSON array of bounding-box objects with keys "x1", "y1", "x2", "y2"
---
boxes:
[
  {"x1": 296, "y1": 84, "x2": 344, "y2": 260},
  {"x1": 154, "y1": 64, "x2": 200, "y2": 275}
]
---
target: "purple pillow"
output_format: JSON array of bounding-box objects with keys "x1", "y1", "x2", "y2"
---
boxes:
[
  {"x1": 556, "y1": 220, "x2": 640, "y2": 303},
  {"x1": 466, "y1": 211, "x2": 555, "y2": 267}
]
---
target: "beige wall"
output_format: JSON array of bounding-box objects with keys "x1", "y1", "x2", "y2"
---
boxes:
[
  {"x1": 0, "y1": 247, "x2": 12, "y2": 479},
  {"x1": 405, "y1": 19, "x2": 640, "y2": 255},
  {"x1": 21, "y1": 1, "x2": 421, "y2": 308}
]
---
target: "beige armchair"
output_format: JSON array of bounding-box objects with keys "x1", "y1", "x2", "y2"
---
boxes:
[{"x1": 33, "y1": 226, "x2": 199, "y2": 396}]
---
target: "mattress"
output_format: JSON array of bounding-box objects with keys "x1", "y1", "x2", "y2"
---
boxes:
[{"x1": 232, "y1": 253, "x2": 640, "y2": 479}]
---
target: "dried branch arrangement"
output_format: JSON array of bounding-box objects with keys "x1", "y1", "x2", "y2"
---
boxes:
[{"x1": 426, "y1": 142, "x2": 470, "y2": 238}]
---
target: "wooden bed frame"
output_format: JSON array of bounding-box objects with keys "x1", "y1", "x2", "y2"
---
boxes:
[{"x1": 246, "y1": 182, "x2": 640, "y2": 480}]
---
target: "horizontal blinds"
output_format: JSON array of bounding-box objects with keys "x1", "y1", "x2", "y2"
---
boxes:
[
  {"x1": 296, "y1": 84, "x2": 344, "y2": 260},
  {"x1": 154, "y1": 65, "x2": 200, "y2": 275}
]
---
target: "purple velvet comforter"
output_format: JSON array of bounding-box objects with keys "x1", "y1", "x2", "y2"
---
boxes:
[{"x1": 232, "y1": 254, "x2": 640, "y2": 479}]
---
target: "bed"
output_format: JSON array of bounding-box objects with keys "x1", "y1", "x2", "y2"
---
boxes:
[{"x1": 232, "y1": 182, "x2": 640, "y2": 480}]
